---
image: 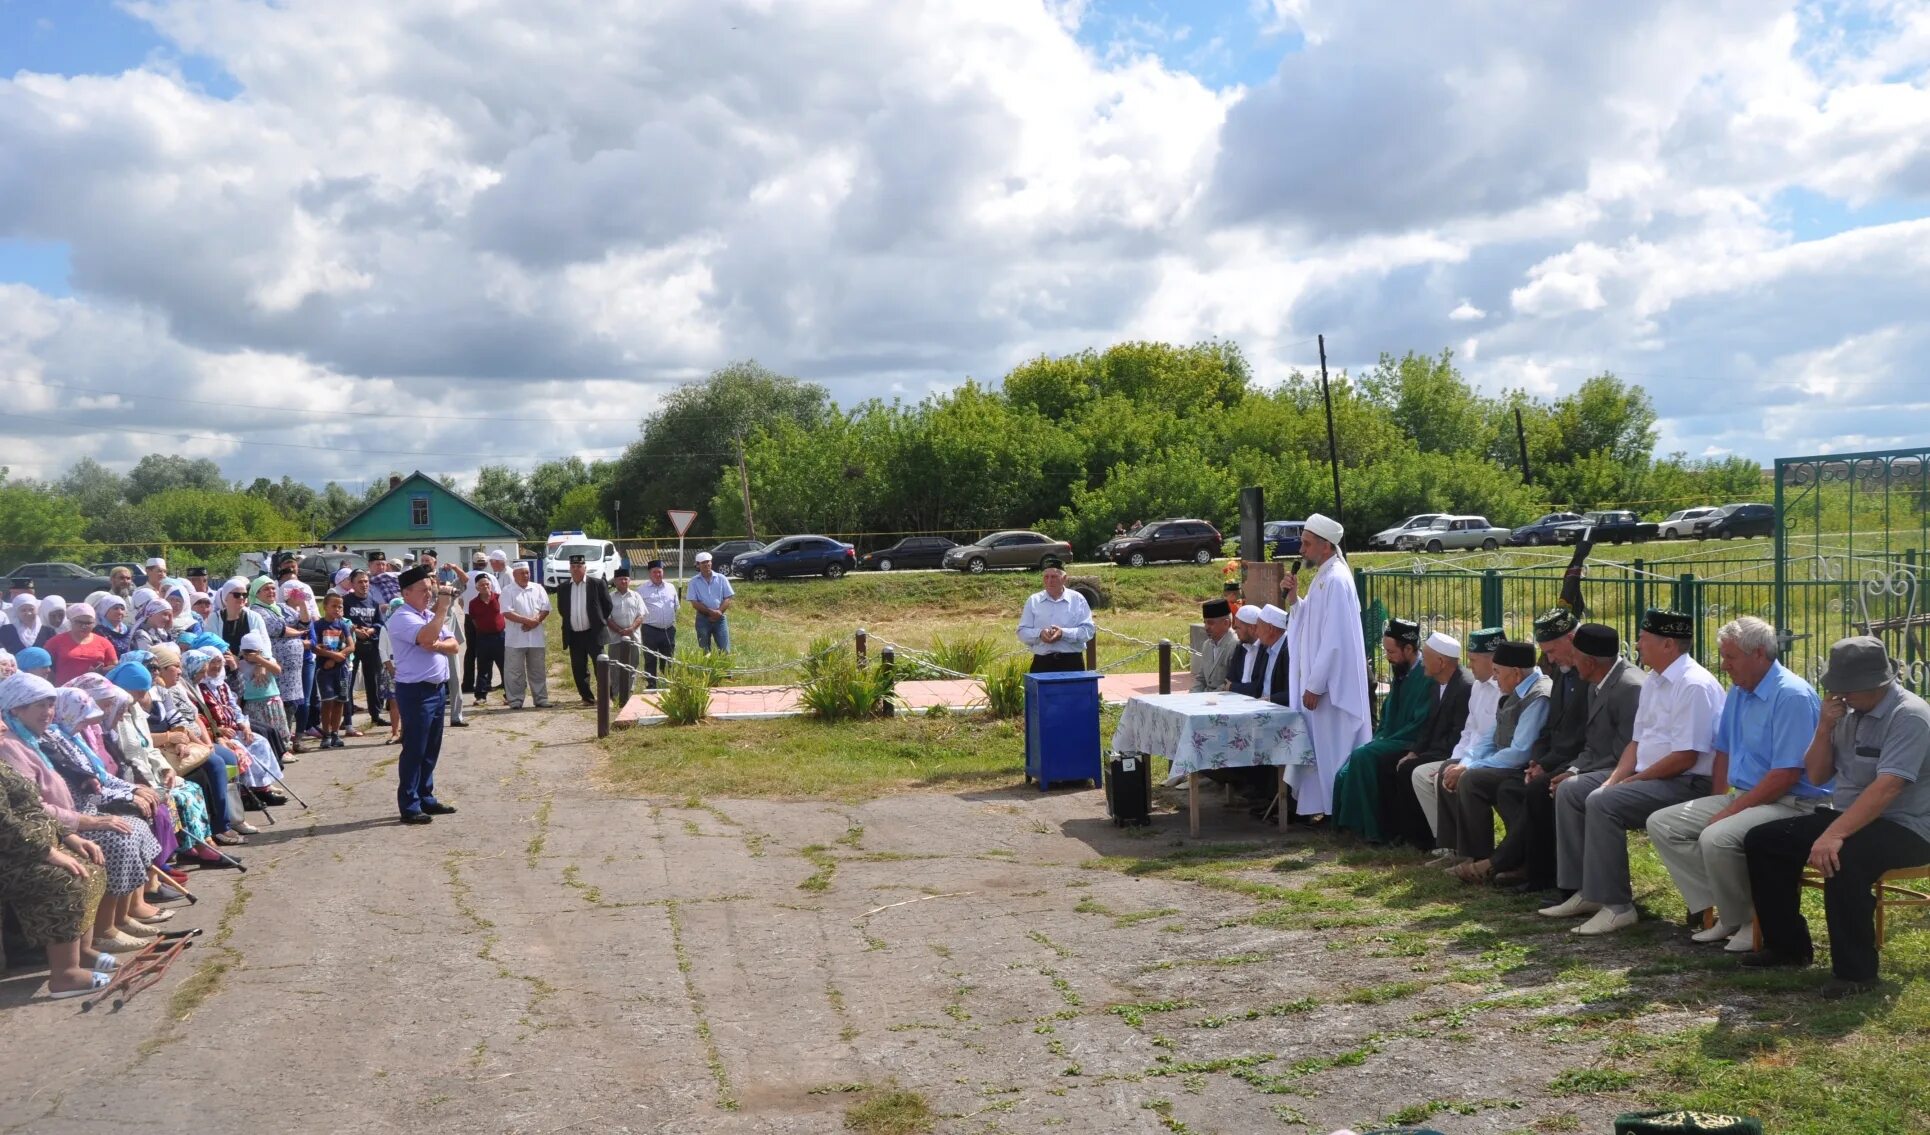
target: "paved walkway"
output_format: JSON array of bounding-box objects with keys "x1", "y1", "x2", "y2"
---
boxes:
[
  {"x1": 616, "y1": 672, "x2": 1166, "y2": 724},
  {"x1": 2, "y1": 703, "x2": 1635, "y2": 1134}
]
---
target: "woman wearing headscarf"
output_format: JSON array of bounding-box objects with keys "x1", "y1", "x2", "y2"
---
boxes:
[
  {"x1": 163, "y1": 581, "x2": 198, "y2": 638},
  {"x1": 0, "y1": 648, "x2": 15, "y2": 679},
  {"x1": 211, "y1": 578, "x2": 266, "y2": 693},
  {"x1": 0, "y1": 754, "x2": 116, "y2": 997},
  {"x1": 237, "y1": 629, "x2": 292, "y2": 760},
  {"x1": 145, "y1": 643, "x2": 249, "y2": 852},
  {"x1": 131, "y1": 598, "x2": 175, "y2": 651},
  {"x1": 37, "y1": 595, "x2": 67, "y2": 635},
  {"x1": 278, "y1": 579, "x2": 319, "y2": 740},
  {"x1": 0, "y1": 594, "x2": 49, "y2": 654},
  {"x1": 48, "y1": 602, "x2": 119, "y2": 686},
  {"x1": 100, "y1": 662, "x2": 214, "y2": 856},
  {"x1": 15, "y1": 646, "x2": 53, "y2": 680},
  {"x1": 188, "y1": 646, "x2": 287, "y2": 805},
  {"x1": 248, "y1": 576, "x2": 306, "y2": 755},
  {"x1": 0, "y1": 673, "x2": 163, "y2": 952},
  {"x1": 49, "y1": 686, "x2": 179, "y2": 904},
  {"x1": 93, "y1": 594, "x2": 138, "y2": 654}
]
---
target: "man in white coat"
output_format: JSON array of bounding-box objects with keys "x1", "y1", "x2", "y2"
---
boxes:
[{"x1": 1284, "y1": 512, "x2": 1372, "y2": 819}]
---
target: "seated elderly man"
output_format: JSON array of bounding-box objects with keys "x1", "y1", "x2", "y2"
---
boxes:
[
  {"x1": 1411, "y1": 628, "x2": 1502, "y2": 853},
  {"x1": 1189, "y1": 598, "x2": 1238, "y2": 693},
  {"x1": 1542, "y1": 609, "x2": 1723, "y2": 934},
  {"x1": 1440, "y1": 641, "x2": 1552, "y2": 879},
  {"x1": 1742, "y1": 636, "x2": 1930, "y2": 997},
  {"x1": 1647, "y1": 616, "x2": 1825, "y2": 952},
  {"x1": 1225, "y1": 604, "x2": 1265, "y2": 697},
  {"x1": 1332, "y1": 620, "x2": 1437, "y2": 842},
  {"x1": 1247, "y1": 605, "x2": 1291, "y2": 705}
]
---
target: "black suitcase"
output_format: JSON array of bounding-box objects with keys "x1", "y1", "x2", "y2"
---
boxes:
[{"x1": 1106, "y1": 755, "x2": 1151, "y2": 827}]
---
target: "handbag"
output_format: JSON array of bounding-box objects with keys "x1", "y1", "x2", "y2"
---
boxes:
[{"x1": 167, "y1": 741, "x2": 213, "y2": 776}]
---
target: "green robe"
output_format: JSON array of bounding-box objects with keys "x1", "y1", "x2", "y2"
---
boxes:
[{"x1": 1331, "y1": 661, "x2": 1435, "y2": 842}]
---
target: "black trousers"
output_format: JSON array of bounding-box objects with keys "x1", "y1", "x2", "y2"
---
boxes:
[
  {"x1": 1452, "y1": 766, "x2": 1517, "y2": 860},
  {"x1": 1492, "y1": 766, "x2": 1562, "y2": 887},
  {"x1": 1388, "y1": 754, "x2": 1438, "y2": 849},
  {"x1": 1744, "y1": 810, "x2": 1930, "y2": 982},
  {"x1": 461, "y1": 614, "x2": 479, "y2": 692},
  {"x1": 469, "y1": 631, "x2": 504, "y2": 700},
  {"x1": 567, "y1": 636, "x2": 598, "y2": 702},
  {"x1": 1029, "y1": 652, "x2": 1085, "y2": 674},
  {"x1": 641, "y1": 625, "x2": 676, "y2": 690},
  {"x1": 351, "y1": 639, "x2": 384, "y2": 726}
]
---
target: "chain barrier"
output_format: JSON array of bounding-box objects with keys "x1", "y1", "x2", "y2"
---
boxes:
[{"x1": 612, "y1": 638, "x2": 846, "y2": 681}]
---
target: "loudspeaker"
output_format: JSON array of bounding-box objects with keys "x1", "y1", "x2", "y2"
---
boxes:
[{"x1": 1239, "y1": 486, "x2": 1264, "y2": 561}]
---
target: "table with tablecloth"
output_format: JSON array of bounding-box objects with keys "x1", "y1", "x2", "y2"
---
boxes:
[{"x1": 1108, "y1": 692, "x2": 1314, "y2": 834}]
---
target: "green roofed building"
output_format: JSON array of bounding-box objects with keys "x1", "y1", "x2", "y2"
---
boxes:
[{"x1": 323, "y1": 472, "x2": 525, "y2": 568}]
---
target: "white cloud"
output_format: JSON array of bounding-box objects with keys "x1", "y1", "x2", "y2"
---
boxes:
[{"x1": 1448, "y1": 301, "x2": 1485, "y2": 321}]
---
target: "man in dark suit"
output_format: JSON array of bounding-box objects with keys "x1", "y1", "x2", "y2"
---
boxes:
[
  {"x1": 1250, "y1": 604, "x2": 1291, "y2": 705},
  {"x1": 1386, "y1": 632, "x2": 1476, "y2": 848},
  {"x1": 1493, "y1": 622, "x2": 1646, "y2": 896},
  {"x1": 554, "y1": 554, "x2": 613, "y2": 706},
  {"x1": 1226, "y1": 605, "x2": 1265, "y2": 697}
]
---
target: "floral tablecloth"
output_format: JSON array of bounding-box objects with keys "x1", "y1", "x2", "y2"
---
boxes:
[{"x1": 1109, "y1": 692, "x2": 1315, "y2": 776}]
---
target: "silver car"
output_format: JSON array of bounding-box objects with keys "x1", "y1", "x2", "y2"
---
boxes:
[
  {"x1": 1657, "y1": 507, "x2": 1718, "y2": 540},
  {"x1": 1396, "y1": 515, "x2": 1512, "y2": 552},
  {"x1": 1368, "y1": 513, "x2": 1448, "y2": 550}
]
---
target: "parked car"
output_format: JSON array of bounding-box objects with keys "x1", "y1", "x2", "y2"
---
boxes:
[
  {"x1": 291, "y1": 550, "x2": 369, "y2": 591},
  {"x1": 544, "y1": 537, "x2": 622, "y2": 589},
  {"x1": 1576, "y1": 510, "x2": 1658, "y2": 545},
  {"x1": 1508, "y1": 512, "x2": 1585, "y2": 546},
  {"x1": 941, "y1": 530, "x2": 1076, "y2": 574},
  {"x1": 2, "y1": 562, "x2": 115, "y2": 603},
  {"x1": 730, "y1": 535, "x2": 857, "y2": 580},
  {"x1": 90, "y1": 561, "x2": 144, "y2": 580},
  {"x1": 859, "y1": 536, "x2": 957, "y2": 572},
  {"x1": 1265, "y1": 520, "x2": 1304, "y2": 561},
  {"x1": 1367, "y1": 514, "x2": 1449, "y2": 550},
  {"x1": 1695, "y1": 502, "x2": 1776, "y2": 540},
  {"x1": 707, "y1": 539, "x2": 766, "y2": 571},
  {"x1": 1098, "y1": 519, "x2": 1222, "y2": 567},
  {"x1": 1657, "y1": 507, "x2": 1719, "y2": 540},
  {"x1": 1396, "y1": 516, "x2": 1512, "y2": 552}
]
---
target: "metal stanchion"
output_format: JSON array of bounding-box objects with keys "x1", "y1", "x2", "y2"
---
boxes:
[
  {"x1": 856, "y1": 627, "x2": 868, "y2": 668},
  {"x1": 1085, "y1": 638, "x2": 1097, "y2": 670},
  {"x1": 1158, "y1": 639, "x2": 1172, "y2": 694},
  {"x1": 881, "y1": 647, "x2": 894, "y2": 717},
  {"x1": 595, "y1": 652, "x2": 611, "y2": 738}
]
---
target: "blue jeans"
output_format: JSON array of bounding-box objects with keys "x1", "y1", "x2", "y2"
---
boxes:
[
  {"x1": 695, "y1": 614, "x2": 730, "y2": 652},
  {"x1": 300, "y1": 651, "x2": 319, "y2": 731},
  {"x1": 394, "y1": 680, "x2": 446, "y2": 817},
  {"x1": 191, "y1": 747, "x2": 240, "y2": 835}
]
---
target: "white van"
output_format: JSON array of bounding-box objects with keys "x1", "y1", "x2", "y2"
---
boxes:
[{"x1": 543, "y1": 533, "x2": 621, "y2": 589}]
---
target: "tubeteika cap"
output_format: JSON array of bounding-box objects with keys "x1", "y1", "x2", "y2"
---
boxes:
[
  {"x1": 1821, "y1": 635, "x2": 1893, "y2": 695},
  {"x1": 1201, "y1": 599, "x2": 1231, "y2": 619},
  {"x1": 1385, "y1": 617, "x2": 1420, "y2": 646},
  {"x1": 694, "y1": 551, "x2": 713, "y2": 563},
  {"x1": 1258, "y1": 604, "x2": 1288, "y2": 629},
  {"x1": 186, "y1": 566, "x2": 208, "y2": 579},
  {"x1": 1041, "y1": 556, "x2": 1065, "y2": 571},
  {"x1": 1613, "y1": 1109, "x2": 1763, "y2": 1135},
  {"x1": 1641, "y1": 608, "x2": 1693, "y2": 640},
  {"x1": 1467, "y1": 627, "x2": 1503, "y2": 654},
  {"x1": 613, "y1": 566, "x2": 631, "y2": 578},
  {"x1": 1574, "y1": 623, "x2": 1620, "y2": 659},
  {"x1": 397, "y1": 565, "x2": 433, "y2": 589},
  {"x1": 1493, "y1": 641, "x2": 1537, "y2": 668},
  {"x1": 1424, "y1": 631, "x2": 1461, "y2": 658},
  {"x1": 1533, "y1": 606, "x2": 1578, "y2": 642},
  {"x1": 568, "y1": 553, "x2": 586, "y2": 565},
  {"x1": 645, "y1": 559, "x2": 663, "y2": 571},
  {"x1": 1235, "y1": 605, "x2": 1263, "y2": 625}
]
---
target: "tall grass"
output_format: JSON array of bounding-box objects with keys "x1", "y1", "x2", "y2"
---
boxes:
[
  {"x1": 981, "y1": 656, "x2": 1027, "y2": 719},
  {"x1": 657, "y1": 648, "x2": 721, "y2": 725},
  {"x1": 797, "y1": 647, "x2": 898, "y2": 722}
]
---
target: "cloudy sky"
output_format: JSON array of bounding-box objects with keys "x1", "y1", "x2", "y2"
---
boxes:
[{"x1": 2, "y1": 0, "x2": 1928, "y2": 490}]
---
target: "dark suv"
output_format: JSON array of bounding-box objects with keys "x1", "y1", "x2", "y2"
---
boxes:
[
  {"x1": 293, "y1": 551, "x2": 369, "y2": 591},
  {"x1": 1695, "y1": 503, "x2": 1776, "y2": 540},
  {"x1": 1102, "y1": 519, "x2": 1223, "y2": 567},
  {"x1": 860, "y1": 536, "x2": 958, "y2": 572}
]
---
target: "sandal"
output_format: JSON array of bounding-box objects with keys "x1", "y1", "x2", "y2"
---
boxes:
[
  {"x1": 45, "y1": 971, "x2": 114, "y2": 1000},
  {"x1": 213, "y1": 831, "x2": 246, "y2": 846},
  {"x1": 96, "y1": 932, "x2": 148, "y2": 953},
  {"x1": 91, "y1": 952, "x2": 119, "y2": 973},
  {"x1": 135, "y1": 909, "x2": 177, "y2": 925}
]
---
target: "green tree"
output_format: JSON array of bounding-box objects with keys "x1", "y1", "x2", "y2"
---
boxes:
[
  {"x1": 547, "y1": 483, "x2": 606, "y2": 533},
  {"x1": 608, "y1": 361, "x2": 829, "y2": 537},
  {"x1": 470, "y1": 465, "x2": 531, "y2": 534},
  {"x1": 0, "y1": 484, "x2": 87, "y2": 563},
  {"x1": 58, "y1": 457, "x2": 128, "y2": 516},
  {"x1": 123, "y1": 454, "x2": 226, "y2": 503},
  {"x1": 141, "y1": 488, "x2": 307, "y2": 552},
  {"x1": 1359, "y1": 349, "x2": 1494, "y2": 456},
  {"x1": 84, "y1": 503, "x2": 166, "y2": 548}
]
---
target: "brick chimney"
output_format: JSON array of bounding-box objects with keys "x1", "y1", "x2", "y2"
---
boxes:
[{"x1": 389, "y1": 475, "x2": 402, "y2": 490}]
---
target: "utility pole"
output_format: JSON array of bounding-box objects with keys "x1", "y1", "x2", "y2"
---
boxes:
[
  {"x1": 736, "y1": 438, "x2": 758, "y2": 541},
  {"x1": 614, "y1": 499, "x2": 621, "y2": 538},
  {"x1": 1514, "y1": 406, "x2": 1532, "y2": 485},
  {"x1": 1317, "y1": 334, "x2": 1344, "y2": 534}
]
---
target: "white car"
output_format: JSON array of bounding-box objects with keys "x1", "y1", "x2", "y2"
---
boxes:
[
  {"x1": 1657, "y1": 507, "x2": 1718, "y2": 540},
  {"x1": 1368, "y1": 513, "x2": 1448, "y2": 550},
  {"x1": 544, "y1": 536, "x2": 622, "y2": 588}
]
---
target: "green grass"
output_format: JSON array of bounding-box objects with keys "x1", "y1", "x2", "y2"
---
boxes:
[
  {"x1": 601, "y1": 713, "x2": 1024, "y2": 800},
  {"x1": 843, "y1": 1089, "x2": 935, "y2": 1134}
]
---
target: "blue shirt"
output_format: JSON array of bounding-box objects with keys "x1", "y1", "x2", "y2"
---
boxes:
[
  {"x1": 686, "y1": 571, "x2": 734, "y2": 616},
  {"x1": 1715, "y1": 661, "x2": 1828, "y2": 797},
  {"x1": 386, "y1": 601, "x2": 452, "y2": 685},
  {"x1": 1016, "y1": 588, "x2": 1095, "y2": 656},
  {"x1": 1462, "y1": 670, "x2": 1551, "y2": 770}
]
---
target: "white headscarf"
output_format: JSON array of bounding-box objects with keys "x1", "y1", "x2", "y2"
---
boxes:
[
  {"x1": 217, "y1": 577, "x2": 250, "y2": 604},
  {"x1": 10, "y1": 593, "x2": 41, "y2": 632},
  {"x1": 36, "y1": 595, "x2": 66, "y2": 630},
  {"x1": 93, "y1": 593, "x2": 130, "y2": 625},
  {"x1": 0, "y1": 671, "x2": 57, "y2": 713},
  {"x1": 53, "y1": 686, "x2": 103, "y2": 731},
  {"x1": 0, "y1": 649, "x2": 15, "y2": 679}
]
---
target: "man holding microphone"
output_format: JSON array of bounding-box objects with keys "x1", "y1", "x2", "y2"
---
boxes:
[{"x1": 389, "y1": 564, "x2": 462, "y2": 826}]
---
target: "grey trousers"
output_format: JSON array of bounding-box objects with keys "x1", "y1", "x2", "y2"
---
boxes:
[
  {"x1": 1647, "y1": 793, "x2": 1820, "y2": 926},
  {"x1": 504, "y1": 646, "x2": 549, "y2": 708},
  {"x1": 1558, "y1": 773, "x2": 1711, "y2": 907},
  {"x1": 1410, "y1": 760, "x2": 1448, "y2": 841}
]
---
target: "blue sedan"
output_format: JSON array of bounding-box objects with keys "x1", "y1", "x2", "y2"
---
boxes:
[{"x1": 728, "y1": 535, "x2": 857, "y2": 581}]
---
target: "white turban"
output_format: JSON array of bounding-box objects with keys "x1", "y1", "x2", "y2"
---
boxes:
[
  {"x1": 145, "y1": 557, "x2": 167, "y2": 569},
  {"x1": 1303, "y1": 513, "x2": 1344, "y2": 545},
  {"x1": 1259, "y1": 604, "x2": 1288, "y2": 629},
  {"x1": 1425, "y1": 631, "x2": 1462, "y2": 659},
  {"x1": 1235, "y1": 604, "x2": 1263, "y2": 626}
]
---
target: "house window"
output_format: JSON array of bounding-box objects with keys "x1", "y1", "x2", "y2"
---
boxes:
[{"x1": 409, "y1": 495, "x2": 431, "y2": 529}]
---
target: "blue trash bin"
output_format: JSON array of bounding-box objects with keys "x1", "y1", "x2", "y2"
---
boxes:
[{"x1": 1023, "y1": 671, "x2": 1101, "y2": 791}]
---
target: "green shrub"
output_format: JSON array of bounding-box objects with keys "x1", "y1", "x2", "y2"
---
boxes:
[
  {"x1": 982, "y1": 656, "x2": 1027, "y2": 719},
  {"x1": 801, "y1": 635, "x2": 841, "y2": 682},
  {"x1": 798, "y1": 648, "x2": 898, "y2": 722},
  {"x1": 657, "y1": 656, "x2": 713, "y2": 726},
  {"x1": 927, "y1": 633, "x2": 999, "y2": 676}
]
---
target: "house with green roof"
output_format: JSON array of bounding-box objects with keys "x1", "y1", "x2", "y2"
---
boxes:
[{"x1": 323, "y1": 472, "x2": 525, "y2": 567}]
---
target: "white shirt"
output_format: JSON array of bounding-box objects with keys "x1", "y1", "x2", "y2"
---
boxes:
[
  {"x1": 1631, "y1": 652, "x2": 1724, "y2": 775},
  {"x1": 1239, "y1": 637, "x2": 1260, "y2": 684},
  {"x1": 607, "y1": 589, "x2": 645, "y2": 641},
  {"x1": 636, "y1": 580, "x2": 679, "y2": 629},
  {"x1": 569, "y1": 578, "x2": 590, "y2": 632},
  {"x1": 1016, "y1": 588, "x2": 1095, "y2": 655},
  {"x1": 1259, "y1": 636, "x2": 1287, "y2": 700},
  {"x1": 500, "y1": 579, "x2": 551, "y2": 650},
  {"x1": 1450, "y1": 674, "x2": 1502, "y2": 763}
]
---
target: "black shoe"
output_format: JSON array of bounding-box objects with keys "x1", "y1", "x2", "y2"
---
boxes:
[
  {"x1": 451, "y1": 720, "x2": 469, "y2": 727},
  {"x1": 1819, "y1": 977, "x2": 1877, "y2": 1000},
  {"x1": 1503, "y1": 881, "x2": 1543, "y2": 896},
  {"x1": 423, "y1": 802, "x2": 458, "y2": 816},
  {"x1": 580, "y1": 696, "x2": 596, "y2": 706},
  {"x1": 369, "y1": 717, "x2": 390, "y2": 728},
  {"x1": 1739, "y1": 950, "x2": 1811, "y2": 969},
  {"x1": 400, "y1": 812, "x2": 433, "y2": 826}
]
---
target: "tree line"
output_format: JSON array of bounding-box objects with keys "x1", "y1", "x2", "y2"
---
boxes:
[{"x1": 0, "y1": 343, "x2": 1769, "y2": 564}]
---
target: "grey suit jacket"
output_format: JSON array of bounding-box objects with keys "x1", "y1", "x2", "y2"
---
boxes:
[
  {"x1": 1190, "y1": 631, "x2": 1240, "y2": 692},
  {"x1": 1568, "y1": 657, "x2": 1646, "y2": 774}
]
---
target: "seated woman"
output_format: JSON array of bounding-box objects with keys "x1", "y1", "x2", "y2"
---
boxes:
[
  {"x1": 0, "y1": 672, "x2": 164, "y2": 953},
  {"x1": 48, "y1": 602, "x2": 119, "y2": 686},
  {"x1": 186, "y1": 647, "x2": 288, "y2": 805},
  {"x1": 97, "y1": 663, "x2": 215, "y2": 861},
  {"x1": 132, "y1": 597, "x2": 177, "y2": 651},
  {"x1": 94, "y1": 594, "x2": 138, "y2": 655},
  {"x1": 16, "y1": 646, "x2": 54, "y2": 681},
  {"x1": 0, "y1": 595, "x2": 50, "y2": 654},
  {"x1": 0, "y1": 756, "x2": 116, "y2": 998},
  {"x1": 145, "y1": 643, "x2": 250, "y2": 853},
  {"x1": 46, "y1": 687, "x2": 178, "y2": 904}
]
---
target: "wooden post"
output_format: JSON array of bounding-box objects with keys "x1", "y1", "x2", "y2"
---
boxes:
[
  {"x1": 1158, "y1": 639, "x2": 1172, "y2": 694},
  {"x1": 880, "y1": 647, "x2": 895, "y2": 717},
  {"x1": 856, "y1": 628, "x2": 867, "y2": 668},
  {"x1": 595, "y1": 653, "x2": 611, "y2": 739},
  {"x1": 1085, "y1": 638, "x2": 1097, "y2": 671}
]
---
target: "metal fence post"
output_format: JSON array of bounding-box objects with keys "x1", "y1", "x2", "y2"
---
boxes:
[
  {"x1": 880, "y1": 647, "x2": 895, "y2": 717},
  {"x1": 1481, "y1": 569, "x2": 1502, "y2": 630},
  {"x1": 856, "y1": 628, "x2": 867, "y2": 668},
  {"x1": 595, "y1": 652, "x2": 611, "y2": 738},
  {"x1": 1085, "y1": 638, "x2": 1098, "y2": 671},
  {"x1": 1158, "y1": 640, "x2": 1172, "y2": 694},
  {"x1": 1632, "y1": 558, "x2": 1646, "y2": 632},
  {"x1": 1675, "y1": 573, "x2": 1703, "y2": 663}
]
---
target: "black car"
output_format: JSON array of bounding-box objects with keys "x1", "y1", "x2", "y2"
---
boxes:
[
  {"x1": 860, "y1": 536, "x2": 958, "y2": 572},
  {"x1": 1099, "y1": 519, "x2": 1223, "y2": 566},
  {"x1": 707, "y1": 539, "x2": 766, "y2": 571},
  {"x1": 729, "y1": 536, "x2": 856, "y2": 580},
  {"x1": 1695, "y1": 503, "x2": 1776, "y2": 540},
  {"x1": 292, "y1": 551, "x2": 368, "y2": 591},
  {"x1": 1508, "y1": 512, "x2": 1585, "y2": 546},
  {"x1": 3, "y1": 562, "x2": 114, "y2": 603}
]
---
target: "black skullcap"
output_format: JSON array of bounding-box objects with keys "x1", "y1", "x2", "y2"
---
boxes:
[
  {"x1": 568, "y1": 553, "x2": 586, "y2": 564},
  {"x1": 1533, "y1": 606, "x2": 1579, "y2": 642},
  {"x1": 1223, "y1": 580, "x2": 1240, "y2": 592},
  {"x1": 186, "y1": 566, "x2": 209, "y2": 577},
  {"x1": 397, "y1": 565, "x2": 433, "y2": 590},
  {"x1": 1385, "y1": 617, "x2": 1421, "y2": 646},
  {"x1": 1493, "y1": 641, "x2": 1537, "y2": 668},
  {"x1": 1201, "y1": 599, "x2": 1231, "y2": 619},
  {"x1": 613, "y1": 566, "x2": 631, "y2": 578},
  {"x1": 1641, "y1": 608, "x2": 1693, "y2": 640},
  {"x1": 645, "y1": 559, "x2": 663, "y2": 571},
  {"x1": 1574, "y1": 623, "x2": 1620, "y2": 659},
  {"x1": 1041, "y1": 556, "x2": 1064, "y2": 570}
]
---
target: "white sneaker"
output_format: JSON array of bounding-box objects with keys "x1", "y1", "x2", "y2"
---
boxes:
[
  {"x1": 1538, "y1": 893, "x2": 1602, "y2": 918},
  {"x1": 1574, "y1": 907, "x2": 1639, "y2": 935},
  {"x1": 1426, "y1": 847, "x2": 1456, "y2": 861},
  {"x1": 1723, "y1": 924, "x2": 1758, "y2": 953},
  {"x1": 1691, "y1": 922, "x2": 1739, "y2": 944}
]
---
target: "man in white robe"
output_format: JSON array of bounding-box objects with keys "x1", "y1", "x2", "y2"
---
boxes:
[{"x1": 1284, "y1": 512, "x2": 1372, "y2": 818}]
